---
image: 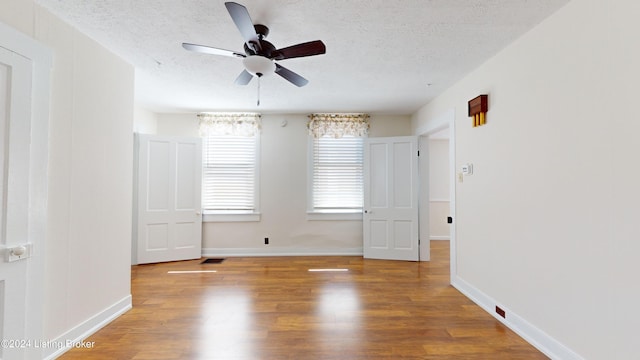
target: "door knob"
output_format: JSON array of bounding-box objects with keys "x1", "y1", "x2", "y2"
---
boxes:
[
  {"x1": 196, "y1": 212, "x2": 202, "y2": 216},
  {"x1": 11, "y1": 246, "x2": 26, "y2": 256},
  {"x1": 7, "y1": 244, "x2": 31, "y2": 262}
]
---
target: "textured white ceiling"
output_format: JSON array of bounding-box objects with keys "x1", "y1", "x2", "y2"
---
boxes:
[{"x1": 34, "y1": 0, "x2": 570, "y2": 114}]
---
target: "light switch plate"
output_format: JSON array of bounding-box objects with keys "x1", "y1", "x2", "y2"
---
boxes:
[{"x1": 462, "y1": 163, "x2": 473, "y2": 175}]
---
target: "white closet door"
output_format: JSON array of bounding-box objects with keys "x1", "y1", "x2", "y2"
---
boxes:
[{"x1": 136, "y1": 135, "x2": 202, "y2": 264}]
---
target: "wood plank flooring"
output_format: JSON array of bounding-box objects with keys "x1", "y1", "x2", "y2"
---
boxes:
[{"x1": 60, "y1": 242, "x2": 547, "y2": 359}]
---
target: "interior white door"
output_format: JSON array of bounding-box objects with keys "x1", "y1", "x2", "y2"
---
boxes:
[
  {"x1": 0, "y1": 40, "x2": 50, "y2": 359},
  {"x1": 136, "y1": 134, "x2": 203, "y2": 264},
  {"x1": 363, "y1": 136, "x2": 419, "y2": 261}
]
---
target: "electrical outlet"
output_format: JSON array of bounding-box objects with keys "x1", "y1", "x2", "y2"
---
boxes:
[{"x1": 264, "y1": 237, "x2": 269, "y2": 245}]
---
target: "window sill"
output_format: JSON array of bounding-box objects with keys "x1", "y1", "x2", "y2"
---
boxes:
[
  {"x1": 306, "y1": 211, "x2": 363, "y2": 221},
  {"x1": 203, "y1": 212, "x2": 261, "y2": 222}
]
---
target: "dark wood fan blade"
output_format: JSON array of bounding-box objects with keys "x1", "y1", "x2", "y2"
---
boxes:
[
  {"x1": 225, "y1": 2, "x2": 257, "y2": 43},
  {"x1": 271, "y1": 40, "x2": 326, "y2": 60},
  {"x1": 182, "y1": 43, "x2": 245, "y2": 58},
  {"x1": 275, "y1": 64, "x2": 309, "y2": 87},
  {"x1": 234, "y1": 70, "x2": 253, "y2": 85}
]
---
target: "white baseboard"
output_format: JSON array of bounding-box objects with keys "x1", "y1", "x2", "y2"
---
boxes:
[
  {"x1": 451, "y1": 276, "x2": 582, "y2": 360},
  {"x1": 202, "y1": 247, "x2": 363, "y2": 257},
  {"x1": 429, "y1": 236, "x2": 450, "y2": 241},
  {"x1": 44, "y1": 295, "x2": 132, "y2": 360}
]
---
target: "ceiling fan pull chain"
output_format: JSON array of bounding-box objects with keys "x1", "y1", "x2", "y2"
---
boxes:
[{"x1": 257, "y1": 76, "x2": 261, "y2": 106}]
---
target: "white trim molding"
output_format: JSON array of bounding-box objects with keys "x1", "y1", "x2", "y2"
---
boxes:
[
  {"x1": 429, "y1": 236, "x2": 450, "y2": 241},
  {"x1": 306, "y1": 212, "x2": 363, "y2": 221},
  {"x1": 44, "y1": 296, "x2": 132, "y2": 360},
  {"x1": 203, "y1": 213, "x2": 261, "y2": 222},
  {"x1": 203, "y1": 247, "x2": 363, "y2": 257},
  {"x1": 452, "y1": 276, "x2": 583, "y2": 360},
  {"x1": 415, "y1": 107, "x2": 456, "y2": 272}
]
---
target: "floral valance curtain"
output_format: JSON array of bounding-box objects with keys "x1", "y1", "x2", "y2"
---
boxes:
[
  {"x1": 307, "y1": 113, "x2": 370, "y2": 138},
  {"x1": 198, "y1": 113, "x2": 262, "y2": 137}
]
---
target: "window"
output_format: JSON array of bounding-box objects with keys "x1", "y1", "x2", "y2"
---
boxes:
[
  {"x1": 202, "y1": 134, "x2": 258, "y2": 212},
  {"x1": 310, "y1": 135, "x2": 364, "y2": 213},
  {"x1": 307, "y1": 113, "x2": 369, "y2": 219},
  {"x1": 199, "y1": 113, "x2": 260, "y2": 221}
]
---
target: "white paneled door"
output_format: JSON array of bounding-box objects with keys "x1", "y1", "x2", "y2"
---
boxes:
[
  {"x1": 0, "y1": 26, "x2": 51, "y2": 360},
  {"x1": 136, "y1": 135, "x2": 203, "y2": 264},
  {"x1": 363, "y1": 136, "x2": 419, "y2": 261}
]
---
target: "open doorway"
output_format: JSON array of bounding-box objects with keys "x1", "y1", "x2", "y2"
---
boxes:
[{"x1": 417, "y1": 109, "x2": 455, "y2": 279}]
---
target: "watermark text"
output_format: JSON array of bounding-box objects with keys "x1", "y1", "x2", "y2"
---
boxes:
[{"x1": 1, "y1": 339, "x2": 95, "y2": 349}]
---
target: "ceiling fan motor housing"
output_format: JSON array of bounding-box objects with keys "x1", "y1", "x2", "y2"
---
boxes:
[
  {"x1": 244, "y1": 40, "x2": 276, "y2": 57},
  {"x1": 244, "y1": 25, "x2": 276, "y2": 57}
]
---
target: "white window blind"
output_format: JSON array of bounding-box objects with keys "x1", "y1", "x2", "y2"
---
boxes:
[
  {"x1": 311, "y1": 135, "x2": 364, "y2": 211},
  {"x1": 202, "y1": 134, "x2": 257, "y2": 212}
]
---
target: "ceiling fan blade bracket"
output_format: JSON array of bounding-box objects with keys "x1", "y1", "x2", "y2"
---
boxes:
[{"x1": 246, "y1": 41, "x2": 260, "y2": 54}]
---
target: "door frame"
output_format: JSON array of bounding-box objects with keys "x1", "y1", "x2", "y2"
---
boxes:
[
  {"x1": 0, "y1": 20, "x2": 52, "y2": 357},
  {"x1": 416, "y1": 108, "x2": 456, "y2": 281}
]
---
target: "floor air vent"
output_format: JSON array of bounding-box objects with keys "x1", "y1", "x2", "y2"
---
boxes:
[{"x1": 201, "y1": 258, "x2": 225, "y2": 264}]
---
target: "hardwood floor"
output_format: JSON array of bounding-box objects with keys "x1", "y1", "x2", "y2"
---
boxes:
[{"x1": 60, "y1": 242, "x2": 547, "y2": 359}]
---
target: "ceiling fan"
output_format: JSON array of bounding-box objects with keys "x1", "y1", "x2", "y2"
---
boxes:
[{"x1": 182, "y1": 1, "x2": 326, "y2": 88}]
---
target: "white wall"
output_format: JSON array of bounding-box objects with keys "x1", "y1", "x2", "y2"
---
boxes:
[
  {"x1": 0, "y1": 3, "x2": 134, "y2": 356},
  {"x1": 157, "y1": 113, "x2": 412, "y2": 255},
  {"x1": 157, "y1": 113, "x2": 199, "y2": 137},
  {"x1": 412, "y1": 0, "x2": 640, "y2": 358},
  {"x1": 134, "y1": 104, "x2": 158, "y2": 134}
]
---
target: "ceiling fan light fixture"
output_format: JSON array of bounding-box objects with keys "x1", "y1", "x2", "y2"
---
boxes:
[{"x1": 243, "y1": 55, "x2": 275, "y2": 77}]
